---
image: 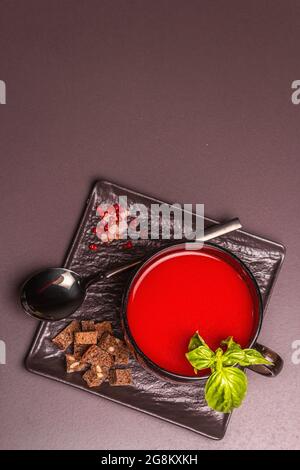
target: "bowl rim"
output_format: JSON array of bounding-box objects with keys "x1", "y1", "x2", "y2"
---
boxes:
[{"x1": 121, "y1": 241, "x2": 263, "y2": 382}]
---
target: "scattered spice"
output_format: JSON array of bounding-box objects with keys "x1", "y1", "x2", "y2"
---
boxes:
[
  {"x1": 122, "y1": 240, "x2": 133, "y2": 249},
  {"x1": 89, "y1": 243, "x2": 99, "y2": 251}
]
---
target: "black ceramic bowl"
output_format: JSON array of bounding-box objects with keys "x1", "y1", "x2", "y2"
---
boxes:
[{"x1": 121, "y1": 242, "x2": 268, "y2": 383}]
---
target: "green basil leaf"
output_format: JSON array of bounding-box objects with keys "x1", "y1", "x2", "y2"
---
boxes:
[
  {"x1": 222, "y1": 336, "x2": 241, "y2": 351},
  {"x1": 188, "y1": 331, "x2": 209, "y2": 351},
  {"x1": 222, "y1": 348, "x2": 247, "y2": 366},
  {"x1": 221, "y1": 337, "x2": 272, "y2": 366},
  {"x1": 223, "y1": 347, "x2": 273, "y2": 366},
  {"x1": 205, "y1": 367, "x2": 248, "y2": 413},
  {"x1": 186, "y1": 345, "x2": 215, "y2": 371},
  {"x1": 221, "y1": 336, "x2": 246, "y2": 366},
  {"x1": 186, "y1": 332, "x2": 272, "y2": 414},
  {"x1": 242, "y1": 349, "x2": 273, "y2": 365}
]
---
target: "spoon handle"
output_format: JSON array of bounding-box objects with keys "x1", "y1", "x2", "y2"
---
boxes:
[
  {"x1": 197, "y1": 217, "x2": 241, "y2": 242},
  {"x1": 84, "y1": 217, "x2": 242, "y2": 287},
  {"x1": 105, "y1": 260, "x2": 142, "y2": 279},
  {"x1": 83, "y1": 259, "x2": 142, "y2": 287}
]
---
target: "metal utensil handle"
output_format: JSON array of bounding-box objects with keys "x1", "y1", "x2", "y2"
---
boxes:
[
  {"x1": 248, "y1": 343, "x2": 284, "y2": 377},
  {"x1": 197, "y1": 218, "x2": 242, "y2": 242},
  {"x1": 105, "y1": 260, "x2": 142, "y2": 279}
]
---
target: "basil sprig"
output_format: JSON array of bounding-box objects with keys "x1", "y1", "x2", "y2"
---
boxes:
[{"x1": 186, "y1": 332, "x2": 272, "y2": 413}]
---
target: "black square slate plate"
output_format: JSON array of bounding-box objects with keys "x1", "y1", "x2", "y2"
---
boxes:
[{"x1": 26, "y1": 181, "x2": 285, "y2": 440}]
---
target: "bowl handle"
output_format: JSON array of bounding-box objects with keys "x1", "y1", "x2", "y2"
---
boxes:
[{"x1": 248, "y1": 343, "x2": 284, "y2": 377}]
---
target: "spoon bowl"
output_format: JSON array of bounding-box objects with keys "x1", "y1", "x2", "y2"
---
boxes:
[{"x1": 21, "y1": 268, "x2": 85, "y2": 321}]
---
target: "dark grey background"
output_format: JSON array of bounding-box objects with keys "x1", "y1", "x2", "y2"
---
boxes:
[{"x1": 0, "y1": 0, "x2": 299, "y2": 449}]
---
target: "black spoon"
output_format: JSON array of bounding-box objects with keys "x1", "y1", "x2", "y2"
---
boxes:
[{"x1": 20, "y1": 218, "x2": 241, "y2": 321}]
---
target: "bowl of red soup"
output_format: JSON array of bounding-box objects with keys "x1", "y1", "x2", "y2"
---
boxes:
[{"x1": 121, "y1": 243, "x2": 282, "y2": 382}]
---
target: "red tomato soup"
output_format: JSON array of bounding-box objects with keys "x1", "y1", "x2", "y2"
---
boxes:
[{"x1": 126, "y1": 245, "x2": 260, "y2": 377}]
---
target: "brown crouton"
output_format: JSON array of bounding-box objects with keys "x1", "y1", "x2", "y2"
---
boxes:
[
  {"x1": 109, "y1": 368, "x2": 133, "y2": 386},
  {"x1": 98, "y1": 332, "x2": 119, "y2": 354},
  {"x1": 65, "y1": 354, "x2": 87, "y2": 373},
  {"x1": 81, "y1": 345, "x2": 114, "y2": 368},
  {"x1": 52, "y1": 320, "x2": 80, "y2": 350},
  {"x1": 95, "y1": 321, "x2": 113, "y2": 340},
  {"x1": 82, "y1": 365, "x2": 108, "y2": 387},
  {"x1": 81, "y1": 320, "x2": 95, "y2": 331},
  {"x1": 74, "y1": 331, "x2": 98, "y2": 345}
]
